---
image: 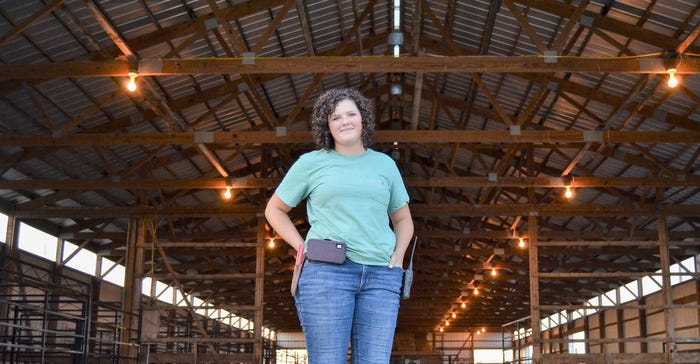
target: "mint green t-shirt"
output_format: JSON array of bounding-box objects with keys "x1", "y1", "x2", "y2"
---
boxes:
[{"x1": 275, "y1": 148, "x2": 409, "y2": 265}]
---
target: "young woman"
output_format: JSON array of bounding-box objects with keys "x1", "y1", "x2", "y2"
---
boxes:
[{"x1": 265, "y1": 88, "x2": 414, "y2": 363}]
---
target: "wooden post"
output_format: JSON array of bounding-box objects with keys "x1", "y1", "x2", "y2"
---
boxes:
[
  {"x1": 254, "y1": 215, "x2": 266, "y2": 362},
  {"x1": 0, "y1": 213, "x2": 18, "y2": 347},
  {"x1": 658, "y1": 216, "x2": 675, "y2": 362},
  {"x1": 120, "y1": 216, "x2": 146, "y2": 362},
  {"x1": 4, "y1": 213, "x2": 18, "y2": 256},
  {"x1": 639, "y1": 279, "x2": 648, "y2": 353},
  {"x1": 528, "y1": 215, "x2": 540, "y2": 362},
  {"x1": 617, "y1": 288, "x2": 625, "y2": 353}
]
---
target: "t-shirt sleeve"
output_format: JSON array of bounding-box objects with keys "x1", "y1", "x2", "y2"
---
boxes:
[
  {"x1": 275, "y1": 155, "x2": 310, "y2": 208},
  {"x1": 387, "y1": 160, "x2": 410, "y2": 213}
]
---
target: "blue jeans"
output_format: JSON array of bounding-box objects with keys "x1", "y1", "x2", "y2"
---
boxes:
[{"x1": 295, "y1": 259, "x2": 404, "y2": 364}]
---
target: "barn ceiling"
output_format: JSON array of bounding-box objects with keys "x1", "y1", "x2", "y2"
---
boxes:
[{"x1": 1, "y1": 0, "x2": 699, "y2": 334}]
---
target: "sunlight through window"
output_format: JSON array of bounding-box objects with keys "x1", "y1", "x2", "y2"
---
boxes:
[
  {"x1": 18, "y1": 222, "x2": 56, "y2": 260},
  {"x1": 63, "y1": 240, "x2": 97, "y2": 275},
  {"x1": 0, "y1": 213, "x2": 7, "y2": 242}
]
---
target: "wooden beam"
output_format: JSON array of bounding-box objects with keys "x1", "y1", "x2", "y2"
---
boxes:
[
  {"x1": 676, "y1": 13, "x2": 700, "y2": 54},
  {"x1": 281, "y1": 0, "x2": 378, "y2": 127},
  {"x1": 251, "y1": 0, "x2": 296, "y2": 54},
  {"x1": 1, "y1": 130, "x2": 697, "y2": 146},
  {"x1": 2, "y1": 56, "x2": 699, "y2": 79},
  {"x1": 0, "y1": 0, "x2": 66, "y2": 46},
  {"x1": 59, "y1": 229, "x2": 700, "y2": 242},
  {"x1": 2, "y1": 175, "x2": 698, "y2": 190},
  {"x1": 137, "y1": 242, "x2": 257, "y2": 248},
  {"x1": 549, "y1": 0, "x2": 589, "y2": 52},
  {"x1": 152, "y1": 273, "x2": 259, "y2": 280},
  {"x1": 503, "y1": 0, "x2": 548, "y2": 53},
  {"x1": 516, "y1": 0, "x2": 682, "y2": 51},
  {"x1": 82, "y1": 0, "x2": 136, "y2": 60},
  {"x1": 11, "y1": 203, "x2": 700, "y2": 218}
]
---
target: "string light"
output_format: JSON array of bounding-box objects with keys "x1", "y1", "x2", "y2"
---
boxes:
[
  {"x1": 452, "y1": 312, "x2": 457, "y2": 319},
  {"x1": 439, "y1": 327, "x2": 444, "y2": 332},
  {"x1": 268, "y1": 239, "x2": 275, "y2": 248},
  {"x1": 126, "y1": 71, "x2": 138, "y2": 92},
  {"x1": 473, "y1": 287, "x2": 479, "y2": 295},
  {"x1": 461, "y1": 302, "x2": 467, "y2": 309},
  {"x1": 518, "y1": 237, "x2": 526, "y2": 248},
  {"x1": 491, "y1": 267, "x2": 497, "y2": 277}
]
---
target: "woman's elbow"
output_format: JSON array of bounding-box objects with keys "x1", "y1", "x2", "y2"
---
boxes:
[
  {"x1": 264, "y1": 199, "x2": 279, "y2": 222},
  {"x1": 265, "y1": 195, "x2": 289, "y2": 222}
]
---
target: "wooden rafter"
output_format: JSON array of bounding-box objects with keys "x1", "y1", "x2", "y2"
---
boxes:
[
  {"x1": 0, "y1": 0, "x2": 66, "y2": 46},
  {"x1": 251, "y1": 0, "x2": 296, "y2": 55},
  {"x1": 281, "y1": 0, "x2": 379, "y2": 127}
]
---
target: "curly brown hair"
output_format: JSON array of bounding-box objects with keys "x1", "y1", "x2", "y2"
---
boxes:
[{"x1": 310, "y1": 88, "x2": 375, "y2": 150}]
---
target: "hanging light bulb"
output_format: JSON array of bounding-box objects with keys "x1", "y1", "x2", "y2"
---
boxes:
[
  {"x1": 268, "y1": 239, "x2": 275, "y2": 248},
  {"x1": 126, "y1": 71, "x2": 138, "y2": 92},
  {"x1": 667, "y1": 67, "x2": 678, "y2": 88},
  {"x1": 564, "y1": 185, "x2": 574, "y2": 199},
  {"x1": 473, "y1": 287, "x2": 479, "y2": 295},
  {"x1": 223, "y1": 186, "x2": 232, "y2": 200},
  {"x1": 491, "y1": 268, "x2": 497, "y2": 277},
  {"x1": 518, "y1": 237, "x2": 526, "y2": 248},
  {"x1": 663, "y1": 50, "x2": 681, "y2": 88},
  {"x1": 439, "y1": 327, "x2": 444, "y2": 332},
  {"x1": 445, "y1": 320, "x2": 450, "y2": 326},
  {"x1": 452, "y1": 312, "x2": 457, "y2": 319},
  {"x1": 461, "y1": 302, "x2": 467, "y2": 309}
]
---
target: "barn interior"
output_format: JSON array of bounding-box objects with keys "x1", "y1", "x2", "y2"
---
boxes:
[{"x1": 1, "y1": 1, "x2": 700, "y2": 363}]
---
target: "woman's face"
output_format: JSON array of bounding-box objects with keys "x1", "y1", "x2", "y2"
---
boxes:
[{"x1": 328, "y1": 99, "x2": 363, "y2": 148}]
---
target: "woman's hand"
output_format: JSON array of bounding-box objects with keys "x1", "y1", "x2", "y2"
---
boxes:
[
  {"x1": 389, "y1": 251, "x2": 405, "y2": 269},
  {"x1": 388, "y1": 204, "x2": 414, "y2": 268}
]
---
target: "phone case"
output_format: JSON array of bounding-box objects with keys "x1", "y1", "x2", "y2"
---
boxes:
[{"x1": 306, "y1": 239, "x2": 347, "y2": 264}]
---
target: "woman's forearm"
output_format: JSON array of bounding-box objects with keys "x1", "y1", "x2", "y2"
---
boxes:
[{"x1": 389, "y1": 204, "x2": 414, "y2": 267}]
